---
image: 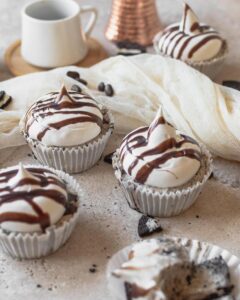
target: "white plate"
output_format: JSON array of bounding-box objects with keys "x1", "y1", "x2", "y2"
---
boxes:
[{"x1": 107, "y1": 237, "x2": 240, "y2": 300}]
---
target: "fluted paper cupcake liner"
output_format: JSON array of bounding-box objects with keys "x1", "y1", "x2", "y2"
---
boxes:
[
  {"x1": 24, "y1": 112, "x2": 114, "y2": 174},
  {"x1": 0, "y1": 165, "x2": 82, "y2": 259},
  {"x1": 153, "y1": 32, "x2": 228, "y2": 79},
  {"x1": 107, "y1": 237, "x2": 240, "y2": 300},
  {"x1": 113, "y1": 145, "x2": 212, "y2": 217}
]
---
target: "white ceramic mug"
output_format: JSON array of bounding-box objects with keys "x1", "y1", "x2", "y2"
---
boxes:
[{"x1": 21, "y1": 0, "x2": 98, "y2": 68}]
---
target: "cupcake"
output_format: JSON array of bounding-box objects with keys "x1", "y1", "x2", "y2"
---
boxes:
[
  {"x1": 108, "y1": 238, "x2": 234, "y2": 300},
  {"x1": 0, "y1": 164, "x2": 81, "y2": 259},
  {"x1": 153, "y1": 3, "x2": 227, "y2": 79},
  {"x1": 112, "y1": 110, "x2": 212, "y2": 217},
  {"x1": 20, "y1": 85, "x2": 114, "y2": 173}
]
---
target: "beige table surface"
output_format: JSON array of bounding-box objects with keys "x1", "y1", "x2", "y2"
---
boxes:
[{"x1": 0, "y1": 1, "x2": 240, "y2": 299}]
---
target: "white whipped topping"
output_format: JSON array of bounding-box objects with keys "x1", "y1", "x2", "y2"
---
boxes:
[
  {"x1": 24, "y1": 85, "x2": 103, "y2": 147},
  {"x1": 0, "y1": 164, "x2": 67, "y2": 233},
  {"x1": 113, "y1": 239, "x2": 188, "y2": 293},
  {"x1": 119, "y1": 110, "x2": 201, "y2": 188},
  {"x1": 156, "y1": 3, "x2": 224, "y2": 62}
]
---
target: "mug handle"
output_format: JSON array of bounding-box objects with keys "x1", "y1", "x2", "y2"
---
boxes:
[{"x1": 80, "y1": 5, "x2": 98, "y2": 38}]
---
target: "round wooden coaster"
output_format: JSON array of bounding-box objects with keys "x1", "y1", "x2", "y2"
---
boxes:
[{"x1": 4, "y1": 38, "x2": 108, "y2": 76}]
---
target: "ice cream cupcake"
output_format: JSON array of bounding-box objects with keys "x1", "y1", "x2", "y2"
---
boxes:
[
  {"x1": 0, "y1": 164, "x2": 81, "y2": 259},
  {"x1": 21, "y1": 85, "x2": 114, "y2": 173},
  {"x1": 154, "y1": 3, "x2": 228, "y2": 78},
  {"x1": 113, "y1": 110, "x2": 212, "y2": 217},
  {"x1": 108, "y1": 238, "x2": 234, "y2": 299}
]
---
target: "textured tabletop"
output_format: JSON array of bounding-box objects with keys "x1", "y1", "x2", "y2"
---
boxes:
[{"x1": 0, "y1": 1, "x2": 240, "y2": 299}]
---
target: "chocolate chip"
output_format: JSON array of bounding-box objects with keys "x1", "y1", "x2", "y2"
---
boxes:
[
  {"x1": 0, "y1": 91, "x2": 5, "y2": 100},
  {"x1": 105, "y1": 84, "x2": 114, "y2": 97},
  {"x1": 104, "y1": 152, "x2": 115, "y2": 164},
  {"x1": 77, "y1": 78, "x2": 88, "y2": 86},
  {"x1": 0, "y1": 95, "x2": 12, "y2": 109},
  {"x1": 71, "y1": 85, "x2": 82, "y2": 93},
  {"x1": 36, "y1": 284, "x2": 42, "y2": 288},
  {"x1": 66, "y1": 71, "x2": 80, "y2": 80},
  {"x1": 209, "y1": 172, "x2": 214, "y2": 179},
  {"x1": 98, "y1": 82, "x2": 105, "y2": 92},
  {"x1": 138, "y1": 215, "x2": 163, "y2": 238},
  {"x1": 89, "y1": 268, "x2": 96, "y2": 273},
  {"x1": 222, "y1": 80, "x2": 240, "y2": 91}
]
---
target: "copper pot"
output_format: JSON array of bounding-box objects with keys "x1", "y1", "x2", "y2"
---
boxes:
[{"x1": 105, "y1": 0, "x2": 162, "y2": 46}]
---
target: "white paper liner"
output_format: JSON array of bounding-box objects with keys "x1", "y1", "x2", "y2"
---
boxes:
[
  {"x1": 0, "y1": 165, "x2": 83, "y2": 259},
  {"x1": 153, "y1": 32, "x2": 228, "y2": 79},
  {"x1": 24, "y1": 111, "x2": 114, "y2": 174},
  {"x1": 113, "y1": 145, "x2": 212, "y2": 217},
  {"x1": 107, "y1": 236, "x2": 240, "y2": 300}
]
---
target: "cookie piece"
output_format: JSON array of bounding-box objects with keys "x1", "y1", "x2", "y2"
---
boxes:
[
  {"x1": 160, "y1": 256, "x2": 234, "y2": 300},
  {"x1": 116, "y1": 41, "x2": 146, "y2": 56},
  {"x1": 104, "y1": 152, "x2": 115, "y2": 165},
  {"x1": 138, "y1": 216, "x2": 163, "y2": 237},
  {"x1": 0, "y1": 91, "x2": 12, "y2": 109},
  {"x1": 222, "y1": 80, "x2": 240, "y2": 91}
]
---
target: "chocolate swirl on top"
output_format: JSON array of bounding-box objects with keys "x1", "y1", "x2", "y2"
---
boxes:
[
  {"x1": 119, "y1": 111, "x2": 202, "y2": 188},
  {"x1": 155, "y1": 3, "x2": 224, "y2": 62},
  {"x1": 0, "y1": 165, "x2": 68, "y2": 233},
  {"x1": 24, "y1": 85, "x2": 104, "y2": 147}
]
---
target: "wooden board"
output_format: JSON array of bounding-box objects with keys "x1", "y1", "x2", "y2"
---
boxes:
[{"x1": 4, "y1": 38, "x2": 108, "y2": 76}]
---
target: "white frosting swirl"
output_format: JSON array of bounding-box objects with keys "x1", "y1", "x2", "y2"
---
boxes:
[
  {"x1": 119, "y1": 110, "x2": 201, "y2": 188},
  {"x1": 113, "y1": 239, "x2": 188, "y2": 295},
  {"x1": 155, "y1": 3, "x2": 224, "y2": 62},
  {"x1": 0, "y1": 164, "x2": 68, "y2": 233},
  {"x1": 23, "y1": 85, "x2": 103, "y2": 147}
]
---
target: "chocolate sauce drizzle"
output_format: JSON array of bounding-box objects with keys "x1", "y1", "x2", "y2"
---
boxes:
[
  {"x1": 0, "y1": 167, "x2": 67, "y2": 232},
  {"x1": 120, "y1": 117, "x2": 201, "y2": 184},
  {"x1": 25, "y1": 86, "x2": 103, "y2": 142}
]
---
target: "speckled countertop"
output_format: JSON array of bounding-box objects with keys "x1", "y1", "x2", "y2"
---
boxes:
[{"x1": 0, "y1": 1, "x2": 240, "y2": 299}]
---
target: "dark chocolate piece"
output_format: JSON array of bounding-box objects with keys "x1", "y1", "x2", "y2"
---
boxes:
[
  {"x1": 104, "y1": 152, "x2": 115, "y2": 165},
  {"x1": 0, "y1": 96, "x2": 12, "y2": 109},
  {"x1": 138, "y1": 215, "x2": 163, "y2": 237},
  {"x1": 77, "y1": 78, "x2": 88, "y2": 86},
  {"x1": 0, "y1": 91, "x2": 5, "y2": 100},
  {"x1": 105, "y1": 84, "x2": 114, "y2": 97},
  {"x1": 71, "y1": 85, "x2": 82, "y2": 93},
  {"x1": 66, "y1": 71, "x2": 80, "y2": 80},
  {"x1": 222, "y1": 80, "x2": 240, "y2": 91},
  {"x1": 98, "y1": 82, "x2": 105, "y2": 92}
]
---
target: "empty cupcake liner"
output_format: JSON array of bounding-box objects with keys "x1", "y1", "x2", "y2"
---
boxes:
[
  {"x1": 0, "y1": 165, "x2": 82, "y2": 259},
  {"x1": 24, "y1": 112, "x2": 114, "y2": 174},
  {"x1": 153, "y1": 32, "x2": 228, "y2": 79},
  {"x1": 107, "y1": 237, "x2": 240, "y2": 300},
  {"x1": 113, "y1": 145, "x2": 212, "y2": 217}
]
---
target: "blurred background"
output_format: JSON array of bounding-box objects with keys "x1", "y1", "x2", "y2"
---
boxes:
[{"x1": 0, "y1": 0, "x2": 239, "y2": 82}]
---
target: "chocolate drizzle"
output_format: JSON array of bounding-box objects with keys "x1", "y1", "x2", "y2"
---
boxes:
[
  {"x1": 25, "y1": 86, "x2": 103, "y2": 142},
  {"x1": 119, "y1": 114, "x2": 201, "y2": 185},
  {"x1": 0, "y1": 166, "x2": 68, "y2": 232}
]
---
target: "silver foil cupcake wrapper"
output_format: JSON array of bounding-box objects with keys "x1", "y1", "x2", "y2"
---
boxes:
[
  {"x1": 113, "y1": 145, "x2": 212, "y2": 217},
  {"x1": 25, "y1": 112, "x2": 114, "y2": 174},
  {"x1": 106, "y1": 237, "x2": 240, "y2": 300},
  {"x1": 153, "y1": 32, "x2": 228, "y2": 79},
  {"x1": 0, "y1": 165, "x2": 82, "y2": 259}
]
